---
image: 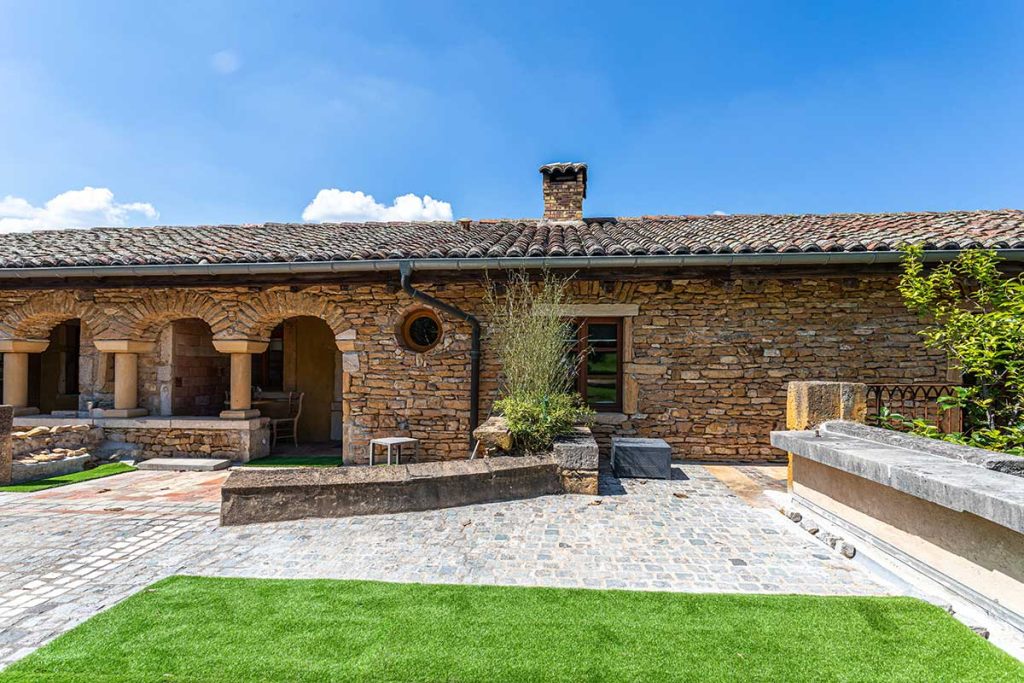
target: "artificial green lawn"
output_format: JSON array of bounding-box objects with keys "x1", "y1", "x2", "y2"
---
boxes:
[
  {"x1": 241, "y1": 455, "x2": 343, "y2": 467},
  {"x1": 2, "y1": 576, "x2": 1021, "y2": 682},
  {"x1": 0, "y1": 462, "x2": 136, "y2": 493}
]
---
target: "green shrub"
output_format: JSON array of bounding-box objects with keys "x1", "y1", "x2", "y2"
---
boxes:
[
  {"x1": 494, "y1": 392, "x2": 594, "y2": 453},
  {"x1": 873, "y1": 406, "x2": 1024, "y2": 456},
  {"x1": 484, "y1": 270, "x2": 593, "y2": 451},
  {"x1": 484, "y1": 270, "x2": 577, "y2": 398}
]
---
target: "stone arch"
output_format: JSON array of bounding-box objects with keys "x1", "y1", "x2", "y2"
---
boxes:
[
  {"x1": 0, "y1": 291, "x2": 110, "y2": 341},
  {"x1": 120, "y1": 290, "x2": 232, "y2": 342},
  {"x1": 228, "y1": 290, "x2": 351, "y2": 342}
]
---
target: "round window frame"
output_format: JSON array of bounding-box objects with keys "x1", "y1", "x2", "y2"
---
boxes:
[{"x1": 400, "y1": 309, "x2": 443, "y2": 353}]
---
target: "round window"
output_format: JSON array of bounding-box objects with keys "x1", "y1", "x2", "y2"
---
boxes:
[{"x1": 401, "y1": 310, "x2": 442, "y2": 352}]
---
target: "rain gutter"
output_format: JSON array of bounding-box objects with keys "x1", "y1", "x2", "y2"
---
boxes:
[{"x1": 2, "y1": 249, "x2": 1023, "y2": 281}]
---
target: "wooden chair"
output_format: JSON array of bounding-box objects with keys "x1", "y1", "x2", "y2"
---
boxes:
[{"x1": 270, "y1": 392, "x2": 304, "y2": 448}]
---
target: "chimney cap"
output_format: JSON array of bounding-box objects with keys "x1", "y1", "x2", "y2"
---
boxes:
[{"x1": 539, "y1": 162, "x2": 587, "y2": 177}]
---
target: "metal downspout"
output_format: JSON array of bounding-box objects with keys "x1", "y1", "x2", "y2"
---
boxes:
[{"x1": 399, "y1": 261, "x2": 481, "y2": 450}]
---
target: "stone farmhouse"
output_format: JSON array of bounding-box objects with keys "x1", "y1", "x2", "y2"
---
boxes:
[{"x1": 1, "y1": 162, "x2": 1022, "y2": 464}]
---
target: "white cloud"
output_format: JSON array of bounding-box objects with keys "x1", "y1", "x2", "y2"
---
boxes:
[
  {"x1": 0, "y1": 187, "x2": 158, "y2": 233},
  {"x1": 712, "y1": 210, "x2": 729, "y2": 216},
  {"x1": 302, "y1": 189, "x2": 453, "y2": 223},
  {"x1": 210, "y1": 49, "x2": 241, "y2": 75}
]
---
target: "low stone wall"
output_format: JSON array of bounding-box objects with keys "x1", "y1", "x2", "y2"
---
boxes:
[
  {"x1": 12, "y1": 425, "x2": 103, "y2": 459},
  {"x1": 223, "y1": 428, "x2": 601, "y2": 526},
  {"x1": 104, "y1": 422, "x2": 268, "y2": 462},
  {"x1": 221, "y1": 456, "x2": 566, "y2": 525},
  {"x1": 12, "y1": 453, "x2": 93, "y2": 484},
  {"x1": 772, "y1": 420, "x2": 1024, "y2": 634},
  {"x1": 13, "y1": 416, "x2": 270, "y2": 463},
  {"x1": 473, "y1": 419, "x2": 600, "y2": 494}
]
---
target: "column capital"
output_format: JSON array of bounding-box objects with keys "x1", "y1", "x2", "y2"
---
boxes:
[
  {"x1": 0, "y1": 339, "x2": 49, "y2": 353},
  {"x1": 94, "y1": 340, "x2": 156, "y2": 354},
  {"x1": 213, "y1": 339, "x2": 270, "y2": 354}
]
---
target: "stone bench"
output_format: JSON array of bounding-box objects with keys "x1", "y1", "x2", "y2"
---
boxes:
[{"x1": 611, "y1": 437, "x2": 672, "y2": 479}]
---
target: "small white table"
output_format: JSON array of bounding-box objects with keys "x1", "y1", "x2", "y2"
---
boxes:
[{"x1": 368, "y1": 437, "x2": 419, "y2": 466}]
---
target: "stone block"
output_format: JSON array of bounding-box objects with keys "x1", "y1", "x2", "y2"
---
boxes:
[
  {"x1": 551, "y1": 427, "x2": 599, "y2": 470},
  {"x1": 611, "y1": 437, "x2": 672, "y2": 479},
  {"x1": 473, "y1": 415, "x2": 512, "y2": 452},
  {"x1": 560, "y1": 469, "x2": 599, "y2": 495},
  {"x1": 137, "y1": 457, "x2": 231, "y2": 472},
  {"x1": 785, "y1": 381, "x2": 866, "y2": 430}
]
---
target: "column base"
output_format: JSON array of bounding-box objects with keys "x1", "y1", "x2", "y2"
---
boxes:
[
  {"x1": 99, "y1": 408, "x2": 149, "y2": 418},
  {"x1": 12, "y1": 407, "x2": 39, "y2": 417},
  {"x1": 220, "y1": 409, "x2": 261, "y2": 420}
]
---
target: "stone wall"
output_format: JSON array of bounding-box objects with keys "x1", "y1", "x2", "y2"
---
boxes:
[
  {"x1": 103, "y1": 423, "x2": 268, "y2": 461},
  {"x1": 11, "y1": 424, "x2": 103, "y2": 458},
  {"x1": 0, "y1": 405, "x2": 12, "y2": 485},
  {"x1": 0, "y1": 272, "x2": 949, "y2": 463},
  {"x1": 170, "y1": 319, "x2": 230, "y2": 416}
]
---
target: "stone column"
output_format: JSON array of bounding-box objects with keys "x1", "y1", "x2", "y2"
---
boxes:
[
  {"x1": 0, "y1": 404, "x2": 13, "y2": 486},
  {"x1": 337, "y1": 332, "x2": 357, "y2": 464},
  {"x1": 94, "y1": 341, "x2": 155, "y2": 417},
  {"x1": 0, "y1": 339, "x2": 49, "y2": 416},
  {"x1": 213, "y1": 340, "x2": 268, "y2": 419},
  {"x1": 784, "y1": 381, "x2": 867, "y2": 488}
]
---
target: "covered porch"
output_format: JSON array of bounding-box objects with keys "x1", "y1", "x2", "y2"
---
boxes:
[{"x1": 1, "y1": 307, "x2": 352, "y2": 463}]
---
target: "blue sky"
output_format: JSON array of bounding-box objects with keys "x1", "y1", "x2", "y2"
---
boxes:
[{"x1": 1, "y1": 1, "x2": 1022, "y2": 230}]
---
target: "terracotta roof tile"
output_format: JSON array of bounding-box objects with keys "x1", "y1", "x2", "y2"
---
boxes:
[{"x1": 0, "y1": 210, "x2": 1022, "y2": 269}]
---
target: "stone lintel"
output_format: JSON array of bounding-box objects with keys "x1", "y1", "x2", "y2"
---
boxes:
[
  {"x1": 212, "y1": 339, "x2": 270, "y2": 354},
  {"x1": 535, "y1": 303, "x2": 640, "y2": 318},
  {"x1": 0, "y1": 340, "x2": 50, "y2": 353},
  {"x1": 93, "y1": 340, "x2": 157, "y2": 354}
]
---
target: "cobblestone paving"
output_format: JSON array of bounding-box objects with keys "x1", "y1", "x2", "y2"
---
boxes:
[{"x1": 0, "y1": 465, "x2": 894, "y2": 667}]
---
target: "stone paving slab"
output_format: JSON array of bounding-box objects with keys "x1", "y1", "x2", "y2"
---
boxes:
[
  {"x1": 136, "y1": 457, "x2": 232, "y2": 472},
  {"x1": 0, "y1": 465, "x2": 894, "y2": 668}
]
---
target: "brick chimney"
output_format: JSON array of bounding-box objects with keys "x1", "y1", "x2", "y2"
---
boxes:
[{"x1": 539, "y1": 162, "x2": 587, "y2": 221}]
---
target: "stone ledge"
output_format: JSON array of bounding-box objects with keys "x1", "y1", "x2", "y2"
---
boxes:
[
  {"x1": 821, "y1": 420, "x2": 1024, "y2": 477},
  {"x1": 13, "y1": 415, "x2": 268, "y2": 431},
  {"x1": 221, "y1": 456, "x2": 566, "y2": 526},
  {"x1": 771, "y1": 421, "x2": 1024, "y2": 534}
]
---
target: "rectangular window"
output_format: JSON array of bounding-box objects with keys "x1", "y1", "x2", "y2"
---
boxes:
[
  {"x1": 575, "y1": 318, "x2": 622, "y2": 412},
  {"x1": 251, "y1": 324, "x2": 285, "y2": 391}
]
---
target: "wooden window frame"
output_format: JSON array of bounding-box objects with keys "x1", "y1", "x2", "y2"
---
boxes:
[
  {"x1": 253, "y1": 324, "x2": 285, "y2": 391},
  {"x1": 401, "y1": 309, "x2": 443, "y2": 353},
  {"x1": 575, "y1": 317, "x2": 623, "y2": 413}
]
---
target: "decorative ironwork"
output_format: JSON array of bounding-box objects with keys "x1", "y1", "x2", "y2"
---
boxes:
[{"x1": 867, "y1": 383, "x2": 963, "y2": 433}]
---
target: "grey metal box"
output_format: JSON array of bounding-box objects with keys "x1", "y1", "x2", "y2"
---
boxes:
[{"x1": 611, "y1": 437, "x2": 672, "y2": 479}]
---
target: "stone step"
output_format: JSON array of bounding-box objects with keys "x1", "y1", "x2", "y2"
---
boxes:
[{"x1": 136, "y1": 458, "x2": 231, "y2": 472}]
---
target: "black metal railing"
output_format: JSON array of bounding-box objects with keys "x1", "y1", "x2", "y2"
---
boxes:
[{"x1": 867, "y1": 383, "x2": 963, "y2": 434}]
